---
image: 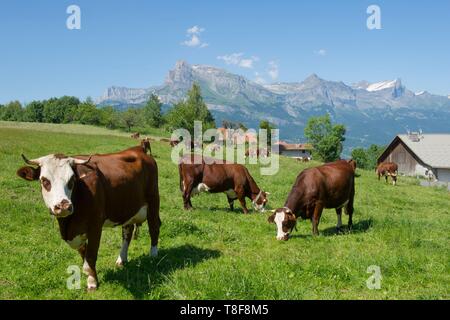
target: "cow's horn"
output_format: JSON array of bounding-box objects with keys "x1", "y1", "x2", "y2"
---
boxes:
[
  {"x1": 22, "y1": 154, "x2": 40, "y2": 166},
  {"x1": 72, "y1": 156, "x2": 92, "y2": 165}
]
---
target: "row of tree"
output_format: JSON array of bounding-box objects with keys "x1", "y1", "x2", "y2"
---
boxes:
[{"x1": 0, "y1": 84, "x2": 214, "y2": 135}]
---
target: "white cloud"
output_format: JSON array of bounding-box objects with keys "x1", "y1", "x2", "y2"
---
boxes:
[
  {"x1": 315, "y1": 49, "x2": 327, "y2": 56},
  {"x1": 187, "y1": 26, "x2": 205, "y2": 34},
  {"x1": 182, "y1": 26, "x2": 208, "y2": 48},
  {"x1": 268, "y1": 61, "x2": 279, "y2": 80},
  {"x1": 217, "y1": 53, "x2": 259, "y2": 69}
]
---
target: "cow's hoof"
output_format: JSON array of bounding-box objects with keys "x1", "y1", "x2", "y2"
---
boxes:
[
  {"x1": 336, "y1": 227, "x2": 343, "y2": 234},
  {"x1": 87, "y1": 285, "x2": 97, "y2": 292},
  {"x1": 150, "y1": 246, "x2": 158, "y2": 257}
]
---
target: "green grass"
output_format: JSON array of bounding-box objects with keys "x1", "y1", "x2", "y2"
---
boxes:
[{"x1": 0, "y1": 122, "x2": 449, "y2": 300}]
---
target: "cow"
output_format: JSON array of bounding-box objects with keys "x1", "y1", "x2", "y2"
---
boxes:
[
  {"x1": 268, "y1": 160, "x2": 355, "y2": 240},
  {"x1": 245, "y1": 148, "x2": 269, "y2": 159},
  {"x1": 16, "y1": 144, "x2": 161, "y2": 290},
  {"x1": 131, "y1": 132, "x2": 140, "y2": 139},
  {"x1": 376, "y1": 162, "x2": 398, "y2": 185},
  {"x1": 141, "y1": 137, "x2": 152, "y2": 154},
  {"x1": 179, "y1": 154, "x2": 269, "y2": 214}
]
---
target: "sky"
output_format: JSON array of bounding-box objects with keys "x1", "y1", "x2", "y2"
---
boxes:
[{"x1": 0, "y1": 0, "x2": 449, "y2": 104}]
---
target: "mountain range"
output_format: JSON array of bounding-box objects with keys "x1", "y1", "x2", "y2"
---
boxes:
[{"x1": 97, "y1": 60, "x2": 450, "y2": 152}]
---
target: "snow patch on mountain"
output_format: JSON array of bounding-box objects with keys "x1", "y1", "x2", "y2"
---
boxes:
[{"x1": 366, "y1": 79, "x2": 400, "y2": 92}]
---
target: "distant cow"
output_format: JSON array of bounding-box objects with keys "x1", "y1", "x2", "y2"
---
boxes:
[
  {"x1": 376, "y1": 162, "x2": 398, "y2": 185},
  {"x1": 179, "y1": 154, "x2": 269, "y2": 213},
  {"x1": 16, "y1": 144, "x2": 161, "y2": 290},
  {"x1": 268, "y1": 160, "x2": 355, "y2": 240},
  {"x1": 131, "y1": 132, "x2": 140, "y2": 139},
  {"x1": 141, "y1": 138, "x2": 152, "y2": 154},
  {"x1": 245, "y1": 148, "x2": 269, "y2": 158}
]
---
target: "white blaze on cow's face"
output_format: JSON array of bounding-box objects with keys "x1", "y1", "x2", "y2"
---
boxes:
[
  {"x1": 268, "y1": 208, "x2": 296, "y2": 241},
  {"x1": 36, "y1": 155, "x2": 77, "y2": 217},
  {"x1": 253, "y1": 191, "x2": 269, "y2": 212},
  {"x1": 18, "y1": 154, "x2": 90, "y2": 217}
]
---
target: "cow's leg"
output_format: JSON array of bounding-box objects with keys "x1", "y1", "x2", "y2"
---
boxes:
[
  {"x1": 235, "y1": 187, "x2": 249, "y2": 214},
  {"x1": 115, "y1": 224, "x2": 134, "y2": 267},
  {"x1": 311, "y1": 202, "x2": 324, "y2": 236},
  {"x1": 147, "y1": 194, "x2": 161, "y2": 257},
  {"x1": 385, "y1": 175, "x2": 388, "y2": 183},
  {"x1": 345, "y1": 191, "x2": 355, "y2": 231},
  {"x1": 227, "y1": 196, "x2": 235, "y2": 211},
  {"x1": 83, "y1": 228, "x2": 101, "y2": 291},
  {"x1": 78, "y1": 244, "x2": 86, "y2": 262},
  {"x1": 336, "y1": 207, "x2": 343, "y2": 233},
  {"x1": 183, "y1": 181, "x2": 194, "y2": 210}
]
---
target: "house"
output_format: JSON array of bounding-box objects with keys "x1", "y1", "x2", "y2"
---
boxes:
[
  {"x1": 377, "y1": 133, "x2": 450, "y2": 182},
  {"x1": 273, "y1": 141, "x2": 313, "y2": 160}
]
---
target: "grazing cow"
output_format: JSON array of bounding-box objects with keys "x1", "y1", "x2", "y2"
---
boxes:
[
  {"x1": 268, "y1": 160, "x2": 355, "y2": 240},
  {"x1": 141, "y1": 138, "x2": 152, "y2": 154},
  {"x1": 376, "y1": 162, "x2": 398, "y2": 185},
  {"x1": 245, "y1": 148, "x2": 269, "y2": 158},
  {"x1": 131, "y1": 132, "x2": 140, "y2": 139},
  {"x1": 179, "y1": 154, "x2": 269, "y2": 213},
  {"x1": 16, "y1": 144, "x2": 161, "y2": 290}
]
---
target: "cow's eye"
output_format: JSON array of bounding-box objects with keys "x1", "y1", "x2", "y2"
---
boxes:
[
  {"x1": 41, "y1": 177, "x2": 51, "y2": 191},
  {"x1": 67, "y1": 176, "x2": 75, "y2": 190}
]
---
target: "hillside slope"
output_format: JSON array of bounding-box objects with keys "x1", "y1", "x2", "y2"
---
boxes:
[{"x1": 0, "y1": 123, "x2": 449, "y2": 299}]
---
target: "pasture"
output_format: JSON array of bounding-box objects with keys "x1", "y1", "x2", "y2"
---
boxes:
[{"x1": 0, "y1": 122, "x2": 449, "y2": 299}]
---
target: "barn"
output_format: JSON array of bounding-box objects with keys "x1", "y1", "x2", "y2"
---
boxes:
[
  {"x1": 274, "y1": 141, "x2": 313, "y2": 160},
  {"x1": 378, "y1": 133, "x2": 450, "y2": 183}
]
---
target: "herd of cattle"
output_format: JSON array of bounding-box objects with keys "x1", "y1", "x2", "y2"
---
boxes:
[{"x1": 16, "y1": 139, "x2": 398, "y2": 290}]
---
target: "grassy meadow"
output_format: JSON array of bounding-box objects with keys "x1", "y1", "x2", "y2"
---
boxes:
[{"x1": 0, "y1": 122, "x2": 449, "y2": 299}]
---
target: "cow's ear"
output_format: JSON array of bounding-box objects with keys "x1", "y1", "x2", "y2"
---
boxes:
[
  {"x1": 268, "y1": 213, "x2": 276, "y2": 224},
  {"x1": 17, "y1": 166, "x2": 40, "y2": 181}
]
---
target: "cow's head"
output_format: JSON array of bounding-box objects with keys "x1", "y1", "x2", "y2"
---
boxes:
[
  {"x1": 17, "y1": 154, "x2": 90, "y2": 217},
  {"x1": 252, "y1": 191, "x2": 269, "y2": 212},
  {"x1": 268, "y1": 207, "x2": 297, "y2": 241}
]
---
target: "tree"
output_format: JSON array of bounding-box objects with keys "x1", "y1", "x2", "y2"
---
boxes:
[
  {"x1": 143, "y1": 94, "x2": 163, "y2": 128},
  {"x1": 98, "y1": 106, "x2": 119, "y2": 129},
  {"x1": 351, "y1": 148, "x2": 369, "y2": 169},
  {"x1": 0, "y1": 101, "x2": 24, "y2": 121},
  {"x1": 24, "y1": 101, "x2": 45, "y2": 122},
  {"x1": 165, "y1": 83, "x2": 215, "y2": 135},
  {"x1": 304, "y1": 114, "x2": 346, "y2": 162},
  {"x1": 74, "y1": 101, "x2": 100, "y2": 125},
  {"x1": 259, "y1": 120, "x2": 276, "y2": 146},
  {"x1": 351, "y1": 144, "x2": 385, "y2": 170},
  {"x1": 43, "y1": 96, "x2": 80, "y2": 123},
  {"x1": 121, "y1": 107, "x2": 142, "y2": 132}
]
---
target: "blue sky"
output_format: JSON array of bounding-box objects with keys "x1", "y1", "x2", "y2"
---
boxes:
[{"x1": 0, "y1": 0, "x2": 449, "y2": 104}]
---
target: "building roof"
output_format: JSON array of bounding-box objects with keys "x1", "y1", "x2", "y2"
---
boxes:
[
  {"x1": 383, "y1": 134, "x2": 450, "y2": 169},
  {"x1": 276, "y1": 141, "x2": 313, "y2": 151}
]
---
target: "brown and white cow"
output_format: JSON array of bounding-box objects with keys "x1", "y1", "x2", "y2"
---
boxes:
[
  {"x1": 376, "y1": 162, "x2": 398, "y2": 185},
  {"x1": 268, "y1": 160, "x2": 355, "y2": 240},
  {"x1": 16, "y1": 144, "x2": 160, "y2": 290},
  {"x1": 179, "y1": 154, "x2": 269, "y2": 214}
]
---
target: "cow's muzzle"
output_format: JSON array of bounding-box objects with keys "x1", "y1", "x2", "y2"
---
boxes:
[
  {"x1": 53, "y1": 200, "x2": 73, "y2": 217},
  {"x1": 276, "y1": 234, "x2": 290, "y2": 241}
]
